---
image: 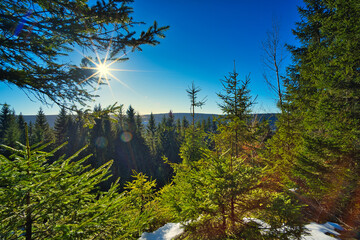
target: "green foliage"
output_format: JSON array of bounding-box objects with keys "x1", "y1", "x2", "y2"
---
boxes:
[
  {"x1": 160, "y1": 150, "x2": 304, "y2": 239},
  {"x1": 32, "y1": 107, "x2": 54, "y2": 144},
  {"x1": 262, "y1": 0, "x2": 360, "y2": 230},
  {"x1": 0, "y1": 135, "x2": 158, "y2": 239},
  {"x1": 179, "y1": 127, "x2": 208, "y2": 165},
  {"x1": 124, "y1": 171, "x2": 157, "y2": 214}
]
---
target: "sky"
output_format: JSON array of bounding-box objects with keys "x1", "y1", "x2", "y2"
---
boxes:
[{"x1": 0, "y1": 0, "x2": 304, "y2": 115}]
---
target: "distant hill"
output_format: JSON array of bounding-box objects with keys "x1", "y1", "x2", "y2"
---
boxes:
[
  {"x1": 22, "y1": 113, "x2": 278, "y2": 129},
  {"x1": 141, "y1": 113, "x2": 219, "y2": 125},
  {"x1": 23, "y1": 115, "x2": 57, "y2": 128}
]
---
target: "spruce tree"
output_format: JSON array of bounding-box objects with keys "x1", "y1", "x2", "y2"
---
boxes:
[
  {"x1": 54, "y1": 107, "x2": 69, "y2": 145},
  {"x1": 186, "y1": 81, "x2": 207, "y2": 128},
  {"x1": 0, "y1": 104, "x2": 12, "y2": 144},
  {"x1": 32, "y1": 108, "x2": 54, "y2": 144},
  {"x1": 3, "y1": 110, "x2": 20, "y2": 148},
  {"x1": 269, "y1": 0, "x2": 360, "y2": 228},
  {"x1": 17, "y1": 113, "x2": 26, "y2": 144},
  {"x1": 146, "y1": 113, "x2": 158, "y2": 157},
  {"x1": 216, "y1": 63, "x2": 255, "y2": 159},
  {"x1": 0, "y1": 127, "x2": 159, "y2": 239}
]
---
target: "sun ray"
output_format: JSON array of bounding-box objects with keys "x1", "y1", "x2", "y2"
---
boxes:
[
  {"x1": 73, "y1": 29, "x2": 146, "y2": 93},
  {"x1": 79, "y1": 71, "x2": 100, "y2": 84}
]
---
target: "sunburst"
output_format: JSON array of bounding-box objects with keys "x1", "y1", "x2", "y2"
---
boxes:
[{"x1": 75, "y1": 36, "x2": 138, "y2": 92}]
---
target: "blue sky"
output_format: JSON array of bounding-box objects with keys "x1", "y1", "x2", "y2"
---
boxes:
[{"x1": 0, "y1": 0, "x2": 304, "y2": 115}]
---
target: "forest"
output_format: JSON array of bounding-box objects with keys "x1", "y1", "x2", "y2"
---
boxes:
[{"x1": 1, "y1": 0, "x2": 360, "y2": 239}]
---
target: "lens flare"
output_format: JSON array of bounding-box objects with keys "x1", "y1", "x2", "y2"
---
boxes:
[{"x1": 120, "y1": 131, "x2": 132, "y2": 143}]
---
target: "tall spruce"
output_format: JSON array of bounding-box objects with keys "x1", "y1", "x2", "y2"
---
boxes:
[{"x1": 271, "y1": 0, "x2": 360, "y2": 228}]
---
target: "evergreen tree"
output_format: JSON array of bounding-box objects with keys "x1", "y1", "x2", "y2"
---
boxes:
[
  {"x1": 0, "y1": 104, "x2": 12, "y2": 144},
  {"x1": 3, "y1": 110, "x2": 20, "y2": 148},
  {"x1": 17, "y1": 113, "x2": 26, "y2": 144},
  {"x1": 54, "y1": 107, "x2": 69, "y2": 145},
  {"x1": 158, "y1": 111, "x2": 180, "y2": 164},
  {"x1": 181, "y1": 116, "x2": 189, "y2": 136},
  {"x1": 32, "y1": 108, "x2": 54, "y2": 144},
  {"x1": 160, "y1": 149, "x2": 304, "y2": 239},
  {"x1": 268, "y1": 0, "x2": 360, "y2": 229},
  {"x1": 136, "y1": 113, "x2": 144, "y2": 135},
  {"x1": 146, "y1": 113, "x2": 158, "y2": 157},
  {"x1": 126, "y1": 105, "x2": 136, "y2": 133},
  {"x1": 0, "y1": 128, "x2": 159, "y2": 239},
  {"x1": 186, "y1": 81, "x2": 206, "y2": 128},
  {"x1": 216, "y1": 63, "x2": 255, "y2": 159}
]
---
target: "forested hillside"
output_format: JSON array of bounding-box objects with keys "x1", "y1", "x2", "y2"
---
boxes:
[{"x1": 1, "y1": 0, "x2": 360, "y2": 239}]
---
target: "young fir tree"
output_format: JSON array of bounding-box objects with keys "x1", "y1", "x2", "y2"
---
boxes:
[
  {"x1": 186, "y1": 81, "x2": 207, "y2": 128},
  {"x1": 181, "y1": 116, "x2": 189, "y2": 135},
  {"x1": 158, "y1": 111, "x2": 180, "y2": 164},
  {"x1": 216, "y1": 63, "x2": 255, "y2": 160},
  {"x1": 181, "y1": 82, "x2": 208, "y2": 165},
  {"x1": 0, "y1": 126, "x2": 159, "y2": 239},
  {"x1": 159, "y1": 64, "x2": 304, "y2": 239}
]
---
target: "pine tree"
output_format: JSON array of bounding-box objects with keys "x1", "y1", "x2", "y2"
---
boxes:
[
  {"x1": 126, "y1": 105, "x2": 136, "y2": 133},
  {"x1": 54, "y1": 107, "x2": 69, "y2": 145},
  {"x1": 0, "y1": 104, "x2": 12, "y2": 144},
  {"x1": 3, "y1": 109, "x2": 20, "y2": 148},
  {"x1": 160, "y1": 149, "x2": 304, "y2": 239},
  {"x1": 32, "y1": 108, "x2": 54, "y2": 144},
  {"x1": 17, "y1": 113, "x2": 26, "y2": 144},
  {"x1": 158, "y1": 111, "x2": 180, "y2": 164},
  {"x1": 146, "y1": 113, "x2": 158, "y2": 157},
  {"x1": 181, "y1": 116, "x2": 189, "y2": 136}
]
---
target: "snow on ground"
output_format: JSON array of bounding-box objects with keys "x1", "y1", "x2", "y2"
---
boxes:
[
  {"x1": 139, "y1": 221, "x2": 344, "y2": 240},
  {"x1": 302, "y1": 222, "x2": 343, "y2": 240},
  {"x1": 139, "y1": 223, "x2": 184, "y2": 240}
]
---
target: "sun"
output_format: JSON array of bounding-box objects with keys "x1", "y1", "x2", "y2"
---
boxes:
[
  {"x1": 97, "y1": 62, "x2": 109, "y2": 75},
  {"x1": 74, "y1": 36, "x2": 140, "y2": 92},
  {"x1": 76, "y1": 50, "x2": 132, "y2": 91}
]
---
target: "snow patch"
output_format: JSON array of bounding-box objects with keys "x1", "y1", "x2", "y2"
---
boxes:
[
  {"x1": 302, "y1": 222, "x2": 342, "y2": 240},
  {"x1": 139, "y1": 223, "x2": 184, "y2": 240},
  {"x1": 139, "y1": 221, "x2": 343, "y2": 240}
]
